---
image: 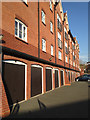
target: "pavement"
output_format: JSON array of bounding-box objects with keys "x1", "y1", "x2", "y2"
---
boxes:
[{"x1": 3, "y1": 81, "x2": 89, "y2": 119}]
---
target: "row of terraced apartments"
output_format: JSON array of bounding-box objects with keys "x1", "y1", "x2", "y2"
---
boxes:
[{"x1": 0, "y1": 0, "x2": 80, "y2": 118}]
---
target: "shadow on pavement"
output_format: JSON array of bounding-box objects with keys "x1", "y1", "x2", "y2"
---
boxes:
[
  {"x1": 37, "y1": 99, "x2": 47, "y2": 111},
  {"x1": 3, "y1": 99, "x2": 89, "y2": 119}
]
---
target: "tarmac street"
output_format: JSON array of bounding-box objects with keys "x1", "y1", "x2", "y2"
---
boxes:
[{"x1": 4, "y1": 81, "x2": 89, "y2": 118}]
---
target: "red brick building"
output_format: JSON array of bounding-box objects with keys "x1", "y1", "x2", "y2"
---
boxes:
[{"x1": 0, "y1": 0, "x2": 80, "y2": 117}]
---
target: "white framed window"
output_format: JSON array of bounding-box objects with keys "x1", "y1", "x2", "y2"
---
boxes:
[
  {"x1": 58, "y1": 51, "x2": 62, "y2": 60},
  {"x1": 64, "y1": 27, "x2": 67, "y2": 33},
  {"x1": 65, "y1": 42, "x2": 68, "y2": 54},
  {"x1": 65, "y1": 41, "x2": 67, "y2": 47},
  {"x1": 66, "y1": 56, "x2": 68, "y2": 63},
  {"x1": 50, "y1": 21, "x2": 53, "y2": 33},
  {"x1": 50, "y1": 0, "x2": 52, "y2": 11},
  {"x1": 58, "y1": 32, "x2": 62, "y2": 49},
  {"x1": 57, "y1": 13, "x2": 61, "y2": 23},
  {"x1": 69, "y1": 58, "x2": 70, "y2": 64},
  {"x1": 15, "y1": 19, "x2": 27, "y2": 42},
  {"x1": 42, "y1": 38, "x2": 46, "y2": 52},
  {"x1": 41, "y1": 10, "x2": 45, "y2": 24},
  {"x1": 58, "y1": 32, "x2": 61, "y2": 40},
  {"x1": 51, "y1": 45, "x2": 53, "y2": 56}
]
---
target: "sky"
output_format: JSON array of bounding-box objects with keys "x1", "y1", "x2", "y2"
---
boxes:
[{"x1": 62, "y1": 2, "x2": 88, "y2": 63}]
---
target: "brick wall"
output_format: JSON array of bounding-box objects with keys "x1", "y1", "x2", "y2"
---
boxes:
[{"x1": 0, "y1": 72, "x2": 10, "y2": 118}]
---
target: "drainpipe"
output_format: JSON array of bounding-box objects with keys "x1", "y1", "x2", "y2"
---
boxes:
[
  {"x1": 63, "y1": 18, "x2": 65, "y2": 67},
  {"x1": 54, "y1": 5, "x2": 56, "y2": 64},
  {"x1": 38, "y1": 0, "x2": 40, "y2": 58},
  {"x1": 54, "y1": 2, "x2": 59, "y2": 64}
]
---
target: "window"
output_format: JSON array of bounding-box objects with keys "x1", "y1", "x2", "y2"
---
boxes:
[
  {"x1": 51, "y1": 45, "x2": 53, "y2": 56},
  {"x1": 15, "y1": 19, "x2": 27, "y2": 42},
  {"x1": 69, "y1": 58, "x2": 70, "y2": 64},
  {"x1": 57, "y1": 13, "x2": 62, "y2": 31},
  {"x1": 66, "y1": 56, "x2": 68, "y2": 63},
  {"x1": 73, "y1": 52, "x2": 75, "y2": 60},
  {"x1": 65, "y1": 42, "x2": 67, "y2": 47},
  {"x1": 50, "y1": 0, "x2": 52, "y2": 11},
  {"x1": 58, "y1": 32, "x2": 62, "y2": 49},
  {"x1": 50, "y1": 21, "x2": 53, "y2": 33},
  {"x1": 41, "y1": 10, "x2": 45, "y2": 24},
  {"x1": 42, "y1": 39, "x2": 46, "y2": 52},
  {"x1": 72, "y1": 42, "x2": 75, "y2": 50},
  {"x1": 57, "y1": 13, "x2": 61, "y2": 23},
  {"x1": 58, "y1": 51, "x2": 62, "y2": 60},
  {"x1": 65, "y1": 42, "x2": 68, "y2": 54},
  {"x1": 64, "y1": 27, "x2": 68, "y2": 40},
  {"x1": 73, "y1": 62, "x2": 75, "y2": 66}
]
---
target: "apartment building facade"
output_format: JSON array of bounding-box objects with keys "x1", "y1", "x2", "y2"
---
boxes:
[{"x1": 0, "y1": 0, "x2": 80, "y2": 117}]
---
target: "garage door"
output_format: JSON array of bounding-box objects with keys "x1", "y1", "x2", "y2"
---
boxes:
[
  {"x1": 68, "y1": 72, "x2": 70, "y2": 82},
  {"x1": 2, "y1": 61, "x2": 25, "y2": 106},
  {"x1": 55, "y1": 70, "x2": 59, "y2": 88},
  {"x1": 31, "y1": 66, "x2": 42, "y2": 97},
  {"x1": 46, "y1": 69, "x2": 52, "y2": 91},
  {"x1": 60, "y1": 70, "x2": 64, "y2": 86},
  {"x1": 71, "y1": 72, "x2": 72, "y2": 82}
]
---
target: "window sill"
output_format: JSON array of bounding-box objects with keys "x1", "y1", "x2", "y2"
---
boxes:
[
  {"x1": 42, "y1": 50, "x2": 46, "y2": 53},
  {"x1": 51, "y1": 55, "x2": 54, "y2": 57},
  {"x1": 50, "y1": 8, "x2": 53, "y2": 13},
  {"x1": 50, "y1": 31, "x2": 53, "y2": 34},
  {"x1": 59, "y1": 59, "x2": 62, "y2": 61},
  {"x1": 22, "y1": 0, "x2": 28, "y2": 7},
  {"x1": 15, "y1": 36, "x2": 28, "y2": 44},
  {"x1": 42, "y1": 21, "x2": 46, "y2": 26}
]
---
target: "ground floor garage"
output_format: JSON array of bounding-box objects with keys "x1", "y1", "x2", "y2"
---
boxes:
[
  {"x1": 2, "y1": 60, "x2": 27, "y2": 106},
  {"x1": 31, "y1": 65, "x2": 43, "y2": 97},
  {"x1": 1, "y1": 55, "x2": 80, "y2": 117},
  {"x1": 46, "y1": 68, "x2": 52, "y2": 91}
]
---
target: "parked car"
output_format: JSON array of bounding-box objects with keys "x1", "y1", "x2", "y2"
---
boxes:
[{"x1": 75, "y1": 74, "x2": 90, "y2": 82}]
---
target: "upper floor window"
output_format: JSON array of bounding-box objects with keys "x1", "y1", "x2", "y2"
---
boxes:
[
  {"x1": 42, "y1": 38, "x2": 46, "y2": 52},
  {"x1": 51, "y1": 45, "x2": 53, "y2": 56},
  {"x1": 64, "y1": 27, "x2": 68, "y2": 40},
  {"x1": 65, "y1": 42, "x2": 68, "y2": 54},
  {"x1": 66, "y1": 56, "x2": 68, "y2": 63},
  {"x1": 64, "y1": 27, "x2": 67, "y2": 33},
  {"x1": 65, "y1": 41, "x2": 67, "y2": 47},
  {"x1": 57, "y1": 13, "x2": 61, "y2": 23},
  {"x1": 57, "y1": 13, "x2": 62, "y2": 32},
  {"x1": 50, "y1": 0, "x2": 52, "y2": 11},
  {"x1": 72, "y1": 42, "x2": 75, "y2": 50},
  {"x1": 50, "y1": 21, "x2": 53, "y2": 33},
  {"x1": 41, "y1": 10, "x2": 45, "y2": 25},
  {"x1": 58, "y1": 32, "x2": 62, "y2": 49},
  {"x1": 58, "y1": 51, "x2": 62, "y2": 60},
  {"x1": 15, "y1": 19, "x2": 27, "y2": 42}
]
